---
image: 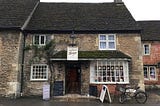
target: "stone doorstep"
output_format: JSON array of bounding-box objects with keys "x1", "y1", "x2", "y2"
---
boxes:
[{"x1": 53, "y1": 94, "x2": 98, "y2": 102}]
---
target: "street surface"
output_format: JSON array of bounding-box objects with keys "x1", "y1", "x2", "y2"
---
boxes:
[{"x1": 0, "y1": 97, "x2": 160, "y2": 106}]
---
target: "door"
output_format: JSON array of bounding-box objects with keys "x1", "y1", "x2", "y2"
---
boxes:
[{"x1": 66, "y1": 68, "x2": 81, "y2": 94}]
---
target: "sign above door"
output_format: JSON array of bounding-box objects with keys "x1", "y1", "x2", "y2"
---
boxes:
[{"x1": 67, "y1": 46, "x2": 78, "y2": 61}]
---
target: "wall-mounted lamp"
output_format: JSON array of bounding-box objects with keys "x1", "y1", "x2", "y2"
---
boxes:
[{"x1": 69, "y1": 31, "x2": 77, "y2": 47}]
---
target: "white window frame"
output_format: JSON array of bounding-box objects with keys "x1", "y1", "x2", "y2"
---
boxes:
[
  {"x1": 143, "y1": 66, "x2": 157, "y2": 80},
  {"x1": 33, "y1": 35, "x2": 46, "y2": 46},
  {"x1": 30, "y1": 64, "x2": 48, "y2": 81},
  {"x1": 143, "y1": 44, "x2": 150, "y2": 55},
  {"x1": 90, "y1": 60, "x2": 129, "y2": 84},
  {"x1": 99, "y1": 34, "x2": 116, "y2": 50}
]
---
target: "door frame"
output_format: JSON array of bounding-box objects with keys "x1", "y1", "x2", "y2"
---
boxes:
[{"x1": 65, "y1": 62, "x2": 81, "y2": 94}]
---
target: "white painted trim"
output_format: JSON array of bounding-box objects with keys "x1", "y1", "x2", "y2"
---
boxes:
[
  {"x1": 33, "y1": 35, "x2": 46, "y2": 46},
  {"x1": 143, "y1": 66, "x2": 157, "y2": 81},
  {"x1": 30, "y1": 64, "x2": 48, "y2": 81},
  {"x1": 98, "y1": 34, "x2": 116, "y2": 50},
  {"x1": 90, "y1": 82, "x2": 129, "y2": 84},
  {"x1": 90, "y1": 60, "x2": 129, "y2": 84},
  {"x1": 50, "y1": 58, "x2": 131, "y2": 61},
  {"x1": 143, "y1": 43, "x2": 151, "y2": 55}
]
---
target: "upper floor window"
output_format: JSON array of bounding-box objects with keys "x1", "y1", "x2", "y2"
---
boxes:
[
  {"x1": 144, "y1": 66, "x2": 156, "y2": 80},
  {"x1": 143, "y1": 44, "x2": 150, "y2": 55},
  {"x1": 99, "y1": 34, "x2": 116, "y2": 50},
  {"x1": 33, "y1": 35, "x2": 46, "y2": 46},
  {"x1": 30, "y1": 64, "x2": 48, "y2": 81}
]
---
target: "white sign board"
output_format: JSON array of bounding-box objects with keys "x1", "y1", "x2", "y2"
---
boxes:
[
  {"x1": 67, "y1": 46, "x2": 78, "y2": 61},
  {"x1": 43, "y1": 84, "x2": 50, "y2": 100},
  {"x1": 100, "y1": 85, "x2": 112, "y2": 103}
]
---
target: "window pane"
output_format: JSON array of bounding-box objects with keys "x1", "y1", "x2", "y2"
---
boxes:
[
  {"x1": 99, "y1": 34, "x2": 116, "y2": 50},
  {"x1": 108, "y1": 35, "x2": 114, "y2": 40},
  {"x1": 108, "y1": 42, "x2": 115, "y2": 49},
  {"x1": 150, "y1": 67, "x2": 156, "y2": 79},
  {"x1": 143, "y1": 67, "x2": 148, "y2": 79},
  {"x1": 100, "y1": 42, "x2": 106, "y2": 49},
  {"x1": 34, "y1": 36, "x2": 39, "y2": 45},
  {"x1": 31, "y1": 64, "x2": 48, "y2": 80},
  {"x1": 92, "y1": 61, "x2": 128, "y2": 83},
  {"x1": 144, "y1": 45, "x2": 149, "y2": 54},
  {"x1": 100, "y1": 35, "x2": 106, "y2": 40},
  {"x1": 40, "y1": 36, "x2": 45, "y2": 44}
]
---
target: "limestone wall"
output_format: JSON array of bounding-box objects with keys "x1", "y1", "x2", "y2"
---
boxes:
[
  {"x1": 23, "y1": 33, "x2": 144, "y2": 96},
  {"x1": 0, "y1": 30, "x2": 23, "y2": 97},
  {"x1": 117, "y1": 34, "x2": 144, "y2": 90}
]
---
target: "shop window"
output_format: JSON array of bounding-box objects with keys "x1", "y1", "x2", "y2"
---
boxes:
[
  {"x1": 90, "y1": 60, "x2": 129, "y2": 84},
  {"x1": 30, "y1": 64, "x2": 48, "y2": 81},
  {"x1": 99, "y1": 34, "x2": 116, "y2": 50},
  {"x1": 143, "y1": 66, "x2": 156, "y2": 80},
  {"x1": 33, "y1": 35, "x2": 46, "y2": 46}
]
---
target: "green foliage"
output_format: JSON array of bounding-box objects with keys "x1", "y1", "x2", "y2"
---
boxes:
[
  {"x1": 25, "y1": 40, "x2": 56, "y2": 64},
  {"x1": 24, "y1": 45, "x2": 32, "y2": 51},
  {"x1": 43, "y1": 40, "x2": 56, "y2": 58}
]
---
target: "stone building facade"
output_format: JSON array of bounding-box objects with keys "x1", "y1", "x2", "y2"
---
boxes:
[
  {"x1": 0, "y1": 1, "x2": 146, "y2": 97},
  {"x1": 22, "y1": 33, "x2": 144, "y2": 96},
  {"x1": 0, "y1": 0, "x2": 40, "y2": 97},
  {"x1": 0, "y1": 30, "x2": 23, "y2": 97}
]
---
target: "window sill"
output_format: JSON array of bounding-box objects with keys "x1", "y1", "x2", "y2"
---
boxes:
[
  {"x1": 143, "y1": 54, "x2": 150, "y2": 56},
  {"x1": 30, "y1": 79, "x2": 48, "y2": 81},
  {"x1": 144, "y1": 79, "x2": 157, "y2": 81},
  {"x1": 90, "y1": 82, "x2": 129, "y2": 84},
  {"x1": 99, "y1": 49, "x2": 116, "y2": 51}
]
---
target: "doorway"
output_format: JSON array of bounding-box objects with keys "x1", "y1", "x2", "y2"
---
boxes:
[{"x1": 66, "y1": 62, "x2": 81, "y2": 94}]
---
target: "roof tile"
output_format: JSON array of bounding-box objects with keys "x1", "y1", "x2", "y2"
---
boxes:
[
  {"x1": 138, "y1": 21, "x2": 160, "y2": 41},
  {"x1": 25, "y1": 3, "x2": 140, "y2": 31},
  {"x1": 0, "y1": 0, "x2": 39, "y2": 29}
]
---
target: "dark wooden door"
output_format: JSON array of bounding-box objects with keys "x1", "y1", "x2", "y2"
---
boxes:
[{"x1": 66, "y1": 68, "x2": 80, "y2": 94}]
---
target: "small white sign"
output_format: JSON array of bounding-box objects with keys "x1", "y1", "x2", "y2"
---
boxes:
[
  {"x1": 67, "y1": 46, "x2": 78, "y2": 61},
  {"x1": 43, "y1": 84, "x2": 50, "y2": 100},
  {"x1": 100, "y1": 85, "x2": 112, "y2": 103}
]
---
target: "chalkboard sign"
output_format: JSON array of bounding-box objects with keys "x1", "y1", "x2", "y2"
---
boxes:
[{"x1": 53, "y1": 81, "x2": 64, "y2": 96}]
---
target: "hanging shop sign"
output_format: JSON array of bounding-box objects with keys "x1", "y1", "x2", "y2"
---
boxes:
[{"x1": 67, "y1": 46, "x2": 78, "y2": 61}]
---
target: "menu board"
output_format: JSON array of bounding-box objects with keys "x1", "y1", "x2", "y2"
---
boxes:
[{"x1": 53, "y1": 81, "x2": 64, "y2": 96}]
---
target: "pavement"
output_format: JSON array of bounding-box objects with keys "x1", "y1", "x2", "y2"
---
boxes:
[
  {"x1": 145, "y1": 89, "x2": 160, "y2": 104},
  {"x1": 0, "y1": 89, "x2": 160, "y2": 106}
]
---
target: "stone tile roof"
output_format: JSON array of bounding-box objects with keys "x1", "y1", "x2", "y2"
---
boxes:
[
  {"x1": 138, "y1": 21, "x2": 160, "y2": 41},
  {"x1": 0, "y1": 0, "x2": 39, "y2": 29},
  {"x1": 25, "y1": 2, "x2": 140, "y2": 32},
  {"x1": 51, "y1": 50, "x2": 131, "y2": 60}
]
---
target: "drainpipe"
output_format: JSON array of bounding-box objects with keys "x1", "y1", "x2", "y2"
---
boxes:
[
  {"x1": 20, "y1": 1, "x2": 40, "y2": 96},
  {"x1": 20, "y1": 31, "x2": 26, "y2": 96}
]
